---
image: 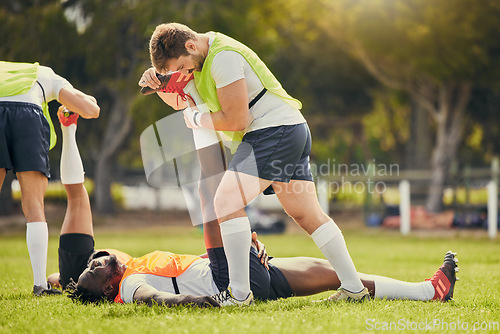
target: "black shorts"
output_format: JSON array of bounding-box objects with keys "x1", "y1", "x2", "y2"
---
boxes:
[
  {"x1": 208, "y1": 247, "x2": 293, "y2": 300},
  {"x1": 228, "y1": 123, "x2": 313, "y2": 195},
  {"x1": 58, "y1": 233, "x2": 95, "y2": 289},
  {"x1": 0, "y1": 102, "x2": 50, "y2": 177}
]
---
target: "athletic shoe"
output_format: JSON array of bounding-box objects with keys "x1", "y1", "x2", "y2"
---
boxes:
[
  {"x1": 211, "y1": 287, "x2": 254, "y2": 307},
  {"x1": 326, "y1": 287, "x2": 370, "y2": 302},
  {"x1": 33, "y1": 282, "x2": 62, "y2": 296},
  {"x1": 140, "y1": 72, "x2": 193, "y2": 96},
  {"x1": 426, "y1": 251, "x2": 459, "y2": 302},
  {"x1": 57, "y1": 107, "x2": 79, "y2": 127}
]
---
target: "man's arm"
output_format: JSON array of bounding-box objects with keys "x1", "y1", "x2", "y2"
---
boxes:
[
  {"x1": 195, "y1": 79, "x2": 249, "y2": 131},
  {"x1": 59, "y1": 87, "x2": 100, "y2": 119},
  {"x1": 133, "y1": 284, "x2": 219, "y2": 307}
]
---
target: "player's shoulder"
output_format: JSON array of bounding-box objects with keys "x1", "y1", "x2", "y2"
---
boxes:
[
  {"x1": 38, "y1": 65, "x2": 56, "y2": 77},
  {"x1": 213, "y1": 50, "x2": 244, "y2": 62},
  {"x1": 211, "y1": 50, "x2": 246, "y2": 76}
]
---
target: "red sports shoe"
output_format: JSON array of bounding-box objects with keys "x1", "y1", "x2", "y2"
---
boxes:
[
  {"x1": 426, "y1": 251, "x2": 459, "y2": 301},
  {"x1": 140, "y1": 71, "x2": 193, "y2": 98},
  {"x1": 57, "y1": 106, "x2": 79, "y2": 127}
]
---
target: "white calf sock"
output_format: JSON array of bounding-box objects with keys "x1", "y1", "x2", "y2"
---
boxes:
[
  {"x1": 358, "y1": 273, "x2": 434, "y2": 300},
  {"x1": 311, "y1": 220, "x2": 365, "y2": 293},
  {"x1": 219, "y1": 217, "x2": 252, "y2": 300},
  {"x1": 26, "y1": 222, "x2": 48, "y2": 288},
  {"x1": 60, "y1": 124, "x2": 84, "y2": 184}
]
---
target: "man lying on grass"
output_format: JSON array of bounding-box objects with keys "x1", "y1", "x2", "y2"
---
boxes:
[{"x1": 54, "y1": 108, "x2": 459, "y2": 307}]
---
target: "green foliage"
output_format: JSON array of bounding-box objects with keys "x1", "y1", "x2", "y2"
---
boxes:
[
  {"x1": 0, "y1": 227, "x2": 499, "y2": 333},
  {"x1": 326, "y1": 0, "x2": 500, "y2": 82}
]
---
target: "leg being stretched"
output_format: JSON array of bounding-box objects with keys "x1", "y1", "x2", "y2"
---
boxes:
[
  {"x1": 270, "y1": 251, "x2": 458, "y2": 302},
  {"x1": 53, "y1": 107, "x2": 96, "y2": 289}
]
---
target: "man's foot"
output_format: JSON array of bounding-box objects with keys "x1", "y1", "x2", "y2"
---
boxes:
[
  {"x1": 33, "y1": 282, "x2": 62, "y2": 296},
  {"x1": 326, "y1": 287, "x2": 370, "y2": 302},
  {"x1": 140, "y1": 72, "x2": 193, "y2": 96},
  {"x1": 426, "y1": 251, "x2": 459, "y2": 302},
  {"x1": 211, "y1": 287, "x2": 254, "y2": 307},
  {"x1": 57, "y1": 106, "x2": 79, "y2": 127}
]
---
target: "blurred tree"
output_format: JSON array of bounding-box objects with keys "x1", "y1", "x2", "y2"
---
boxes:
[{"x1": 325, "y1": 0, "x2": 500, "y2": 212}]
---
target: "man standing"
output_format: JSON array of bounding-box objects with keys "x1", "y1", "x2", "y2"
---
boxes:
[
  {"x1": 141, "y1": 23, "x2": 369, "y2": 305},
  {"x1": 0, "y1": 61, "x2": 100, "y2": 295}
]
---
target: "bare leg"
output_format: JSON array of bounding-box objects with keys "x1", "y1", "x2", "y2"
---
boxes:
[
  {"x1": 0, "y1": 168, "x2": 6, "y2": 188},
  {"x1": 197, "y1": 143, "x2": 227, "y2": 249},
  {"x1": 212, "y1": 171, "x2": 272, "y2": 300},
  {"x1": 274, "y1": 179, "x2": 365, "y2": 294},
  {"x1": 59, "y1": 183, "x2": 93, "y2": 235},
  {"x1": 270, "y1": 257, "x2": 375, "y2": 297},
  {"x1": 17, "y1": 171, "x2": 49, "y2": 289},
  {"x1": 271, "y1": 256, "x2": 436, "y2": 301},
  {"x1": 17, "y1": 171, "x2": 47, "y2": 222},
  {"x1": 214, "y1": 171, "x2": 272, "y2": 222}
]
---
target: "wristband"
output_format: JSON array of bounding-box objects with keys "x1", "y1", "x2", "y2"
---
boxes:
[{"x1": 193, "y1": 111, "x2": 203, "y2": 128}]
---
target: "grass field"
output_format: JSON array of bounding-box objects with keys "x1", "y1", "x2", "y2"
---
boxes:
[{"x1": 1, "y1": 221, "x2": 499, "y2": 333}]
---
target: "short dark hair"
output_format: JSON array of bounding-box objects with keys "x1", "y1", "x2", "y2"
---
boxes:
[
  {"x1": 149, "y1": 23, "x2": 197, "y2": 72},
  {"x1": 65, "y1": 278, "x2": 108, "y2": 305}
]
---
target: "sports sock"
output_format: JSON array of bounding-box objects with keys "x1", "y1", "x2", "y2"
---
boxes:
[
  {"x1": 26, "y1": 222, "x2": 49, "y2": 289},
  {"x1": 219, "y1": 217, "x2": 252, "y2": 300},
  {"x1": 358, "y1": 273, "x2": 434, "y2": 300},
  {"x1": 311, "y1": 220, "x2": 365, "y2": 293},
  {"x1": 60, "y1": 123, "x2": 84, "y2": 184}
]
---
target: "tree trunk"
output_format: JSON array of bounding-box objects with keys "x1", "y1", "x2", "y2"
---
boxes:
[
  {"x1": 353, "y1": 47, "x2": 473, "y2": 212},
  {"x1": 93, "y1": 93, "x2": 132, "y2": 215},
  {"x1": 0, "y1": 172, "x2": 15, "y2": 216},
  {"x1": 405, "y1": 100, "x2": 432, "y2": 170},
  {"x1": 425, "y1": 83, "x2": 472, "y2": 213}
]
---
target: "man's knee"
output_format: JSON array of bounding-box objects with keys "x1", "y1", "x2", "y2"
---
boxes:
[{"x1": 213, "y1": 187, "x2": 246, "y2": 220}]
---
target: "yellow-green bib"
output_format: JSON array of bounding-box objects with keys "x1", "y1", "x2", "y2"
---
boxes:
[
  {"x1": 193, "y1": 33, "x2": 302, "y2": 147},
  {"x1": 0, "y1": 61, "x2": 57, "y2": 149}
]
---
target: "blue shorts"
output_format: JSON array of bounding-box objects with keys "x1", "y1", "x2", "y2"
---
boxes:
[
  {"x1": 208, "y1": 247, "x2": 294, "y2": 300},
  {"x1": 0, "y1": 102, "x2": 50, "y2": 177},
  {"x1": 228, "y1": 123, "x2": 314, "y2": 195}
]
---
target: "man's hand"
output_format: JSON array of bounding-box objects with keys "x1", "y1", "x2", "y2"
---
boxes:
[
  {"x1": 252, "y1": 231, "x2": 269, "y2": 270},
  {"x1": 138, "y1": 67, "x2": 161, "y2": 90},
  {"x1": 183, "y1": 106, "x2": 203, "y2": 129},
  {"x1": 177, "y1": 295, "x2": 221, "y2": 308}
]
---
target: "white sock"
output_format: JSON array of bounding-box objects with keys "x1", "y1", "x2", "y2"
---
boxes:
[
  {"x1": 219, "y1": 217, "x2": 252, "y2": 300},
  {"x1": 358, "y1": 273, "x2": 434, "y2": 300},
  {"x1": 26, "y1": 222, "x2": 48, "y2": 288},
  {"x1": 311, "y1": 220, "x2": 365, "y2": 293},
  {"x1": 60, "y1": 123, "x2": 84, "y2": 184}
]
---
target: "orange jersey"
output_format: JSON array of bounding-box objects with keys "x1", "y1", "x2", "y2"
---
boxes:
[{"x1": 114, "y1": 251, "x2": 200, "y2": 303}]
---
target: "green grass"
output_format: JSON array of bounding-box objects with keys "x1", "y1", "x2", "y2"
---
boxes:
[{"x1": 1, "y1": 225, "x2": 499, "y2": 333}]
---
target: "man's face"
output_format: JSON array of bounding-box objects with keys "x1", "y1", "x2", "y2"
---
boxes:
[
  {"x1": 77, "y1": 254, "x2": 126, "y2": 300},
  {"x1": 166, "y1": 51, "x2": 205, "y2": 76}
]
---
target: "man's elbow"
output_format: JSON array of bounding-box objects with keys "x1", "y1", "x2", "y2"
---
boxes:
[
  {"x1": 227, "y1": 116, "x2": 248, "y2": 131},
  {"x1": 82, "y1": 102, "x2": 100, "y2": 119},
  {"x1": 89, "y1": 104, "x2": 100, "y2": 118}
]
